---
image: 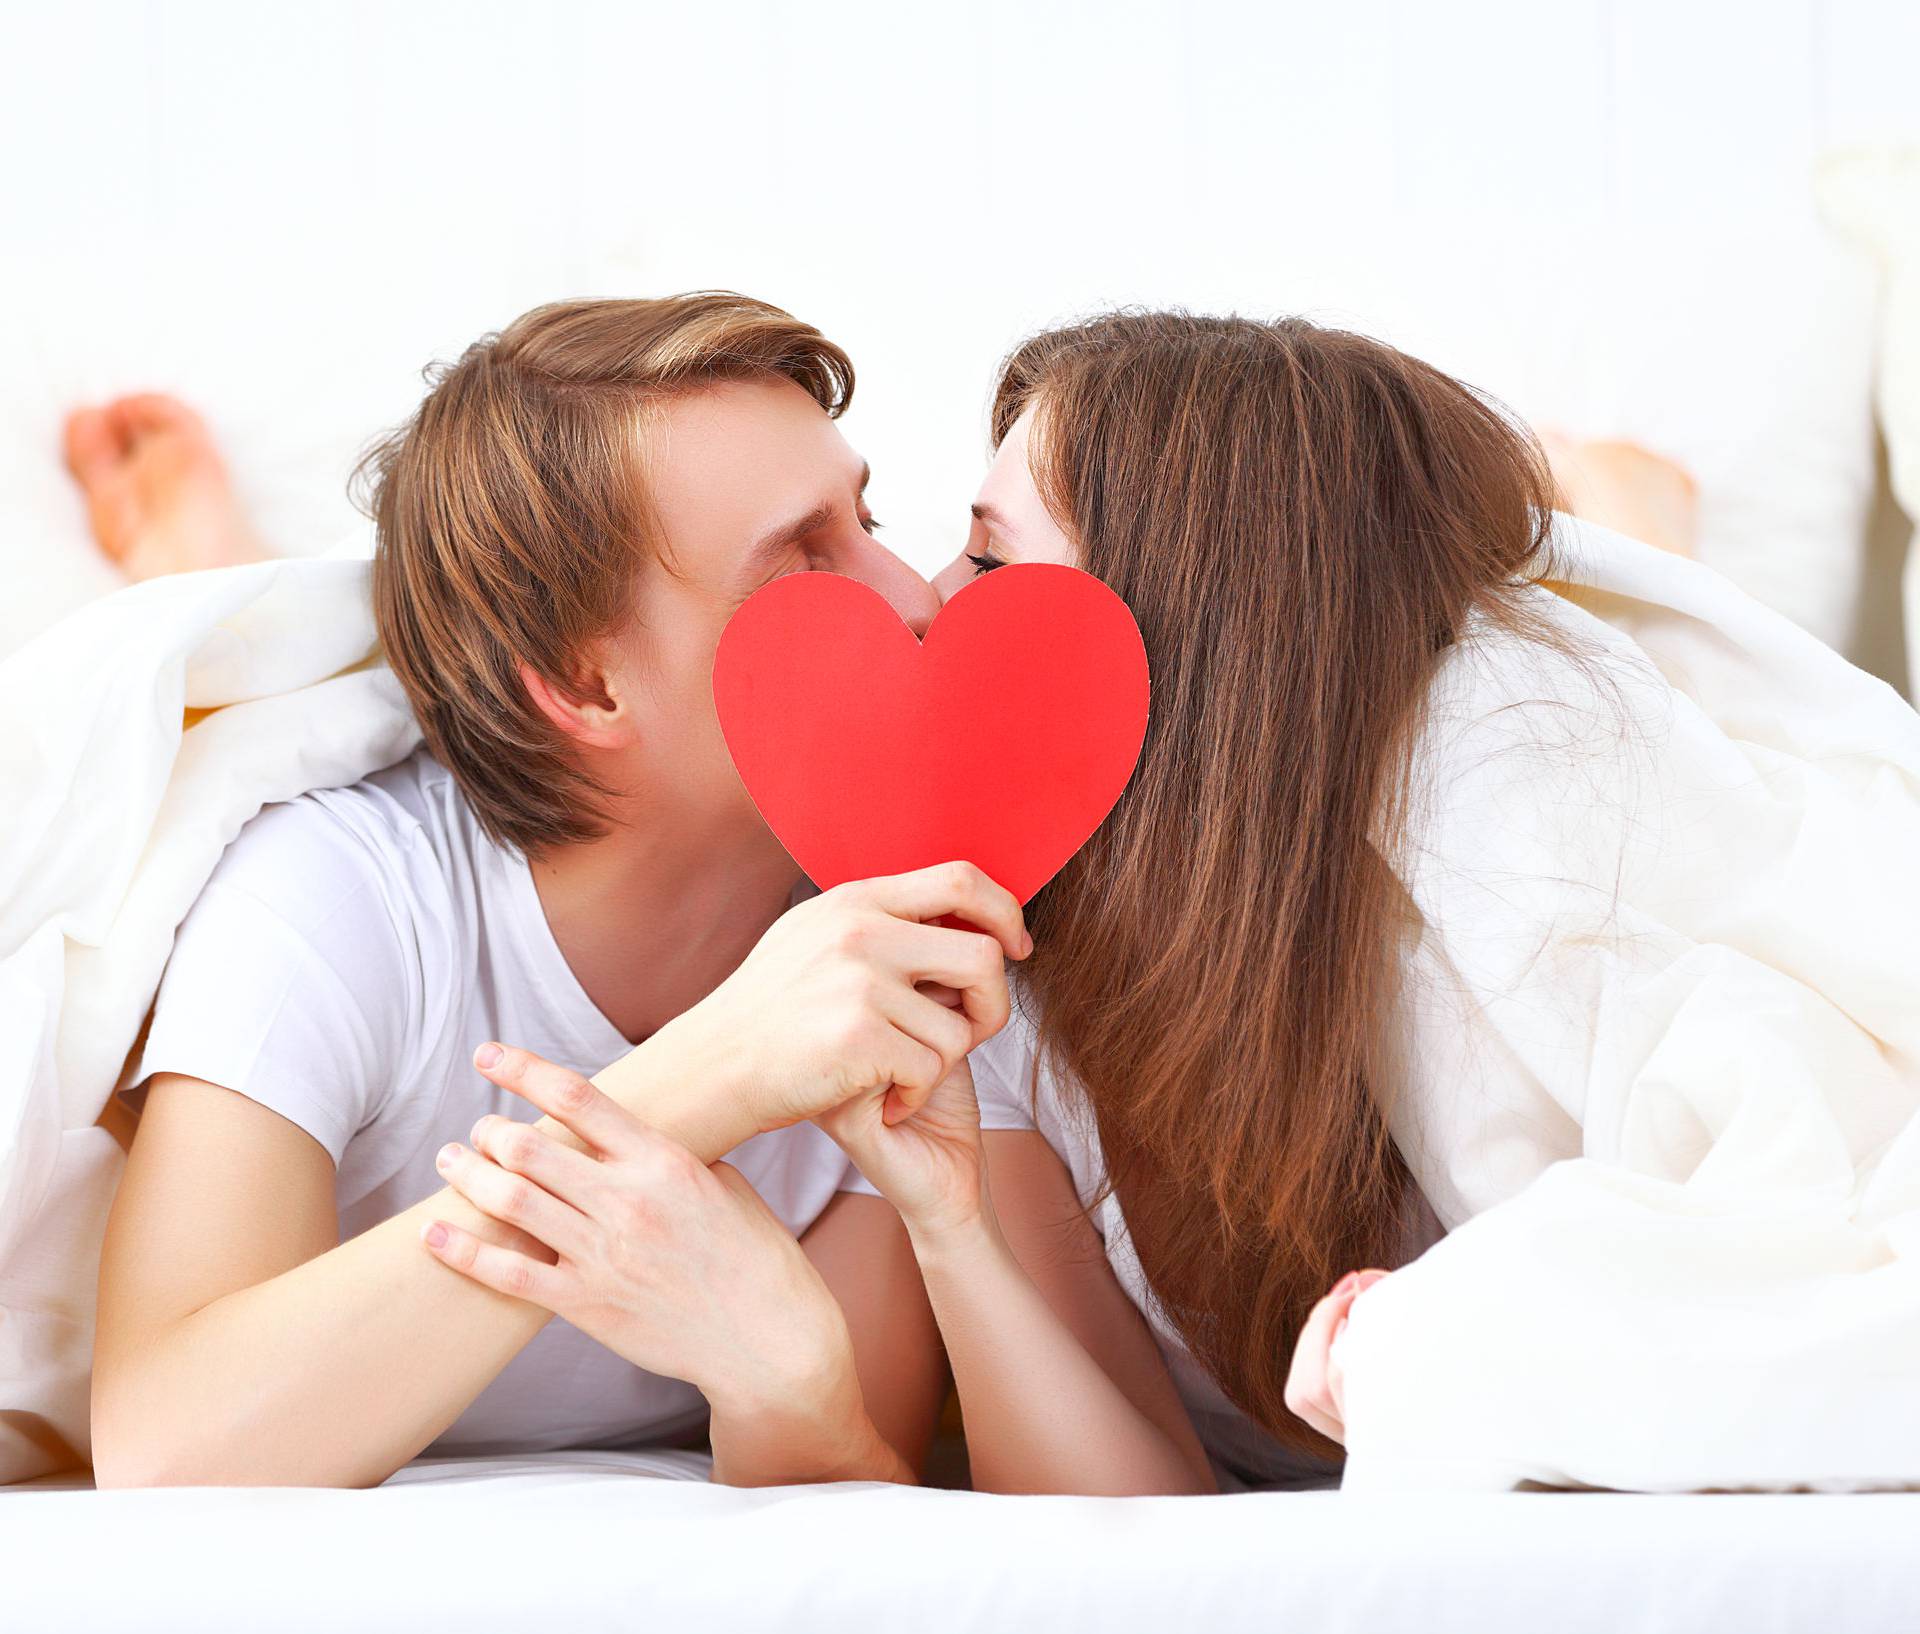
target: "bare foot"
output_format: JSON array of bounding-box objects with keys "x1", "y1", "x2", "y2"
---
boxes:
[
  {"x1": 1538, "y1": 428, "x2": 1699, "y2": 558},
  {"x1": 62, "y1": 393, "x2": 267, "y2": 582}
]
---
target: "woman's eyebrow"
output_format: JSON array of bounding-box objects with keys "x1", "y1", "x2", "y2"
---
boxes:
[{"x1": 970, "y1": 500, "x2": 1018, "y2": 538}]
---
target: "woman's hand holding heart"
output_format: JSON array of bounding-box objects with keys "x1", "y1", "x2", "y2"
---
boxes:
[{"x1": 421, "y1": 1042, "x2": 905, "y2": 1484}]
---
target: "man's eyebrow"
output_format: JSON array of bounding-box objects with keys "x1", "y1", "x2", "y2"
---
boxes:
[
  {"x1": 746, "y1": 464, "x2": 874, "y2": 564},
  {"x1": 750, "y1": 501, "x2": 835, "y2": 561}
]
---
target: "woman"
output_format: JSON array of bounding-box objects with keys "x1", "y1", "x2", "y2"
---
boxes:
[{"x1": 818, "y1": 310, "x2": 1652, "y2": 1490}]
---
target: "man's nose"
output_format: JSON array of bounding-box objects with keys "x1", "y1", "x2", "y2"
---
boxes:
[{"x1": 850, "y1": 537, "x2": 940, "y2": 639}]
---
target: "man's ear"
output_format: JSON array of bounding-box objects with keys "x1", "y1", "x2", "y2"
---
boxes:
[{"x1": 518, "y1": 653, "x2": 637, "y2": 750}]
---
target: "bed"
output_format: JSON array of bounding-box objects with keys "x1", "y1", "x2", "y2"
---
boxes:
[
  {"x1": 8, "y1": 6, "x2": 1920, "y2": 1629},
  {"x1": 6, "y1": 1452, "x2": 1918, "y2": 1633}
]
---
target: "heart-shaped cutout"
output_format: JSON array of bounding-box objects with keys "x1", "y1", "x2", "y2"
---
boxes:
[{"x1": 713, "y1": 563, "x2": 1150, "y2": 904}]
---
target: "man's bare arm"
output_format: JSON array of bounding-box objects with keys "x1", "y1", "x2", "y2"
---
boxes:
[
  {"x1": 91, "y1": 1047, "x2": 761, "y2": 1490},
  {"x1": 91, "y1": 861, "x2": 1026, "y2": 1489}
]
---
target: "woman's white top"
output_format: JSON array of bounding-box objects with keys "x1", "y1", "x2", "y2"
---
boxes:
[{"x1": 973, "y1": 511, "x2": 1920, "y2": 1493}]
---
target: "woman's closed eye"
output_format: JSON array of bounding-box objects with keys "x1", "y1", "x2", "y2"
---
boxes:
[{"x1": 965, "y1": 550, "x2": 1004, "y2": 575}]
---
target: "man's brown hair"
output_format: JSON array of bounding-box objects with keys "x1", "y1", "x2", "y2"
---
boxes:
[{"x1": 354, "y1": 292, "x2": 854, "y2": 859}]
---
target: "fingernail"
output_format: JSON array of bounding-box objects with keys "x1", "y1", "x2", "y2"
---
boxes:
[
  {"x1": 1022, "y1": 930, "x2": 1034, "y2": 956},
  {"x1": 475, "y1": 1043, "x2": 502, "y2": 1069},
  {"x1": 422, "y1": 1221, "x2": 448, "y2": 1248},
  {"x1": 437, "y1": 1142, "x2": 461, "y2": 1167}
]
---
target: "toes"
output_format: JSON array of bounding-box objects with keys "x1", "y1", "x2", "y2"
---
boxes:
[
  {"x1": 110, "y1": 392, "x2": 213, "y2": 446},
  {"x1": 62, "y1": 407, "x2": 125, "y2": 485}
]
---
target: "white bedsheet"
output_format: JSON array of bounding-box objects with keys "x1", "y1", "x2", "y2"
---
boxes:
[{"x1": 3, "y1": 1451, "x2": 1916, "y2": 1634}]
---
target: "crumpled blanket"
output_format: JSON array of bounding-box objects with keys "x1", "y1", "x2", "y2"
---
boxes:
[
  {"x1": 7, "y1": 510, "x2": 1919, "y2": 1493},
  {"x1": 1336, "y1": 514, "x2": 1920, "y2": 1492},
  {"x1": 0, "y1": 531, "x2": 417, "y2": 1483}
]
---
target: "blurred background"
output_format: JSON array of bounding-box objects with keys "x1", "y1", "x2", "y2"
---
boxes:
[{"x1": 4, "y1": 0, "x2": 1918, "y2": 688}]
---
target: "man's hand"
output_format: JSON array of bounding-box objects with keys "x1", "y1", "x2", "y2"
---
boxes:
[
  {"x1": 641, "y1": 859, "x2": 1031, "y2": 1140},
  {"x1": 421, "y1": 1044, "x2": 870, "y2": 1446},
  {"x1": 1283, "y1": 1269, "x2": 1392, "y2": 1445}
]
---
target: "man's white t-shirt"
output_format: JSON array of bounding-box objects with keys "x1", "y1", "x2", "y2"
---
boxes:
[
  {"x1": 124, "y1": 744, "x2": 878, "y2": 1457},
  {"x1": 968, "y1": 980, "x2": 1448, "y2": 1491}
]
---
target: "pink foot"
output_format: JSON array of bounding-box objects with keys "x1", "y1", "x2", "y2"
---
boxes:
[
  {"x1": 62, "y1": 393, "x2": 267, "y2": 582},
  {"x1": 1537, "y1": 427, "x2": 1699, "y2": 558}
]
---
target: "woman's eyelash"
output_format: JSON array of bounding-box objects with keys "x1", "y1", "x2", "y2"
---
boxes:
[
  {"x1": 862, "y1": 515, "x2": 885, "y2": 534},
  {"x1": 966, "y1": 551, "x2": 1004, "y2": 574}
]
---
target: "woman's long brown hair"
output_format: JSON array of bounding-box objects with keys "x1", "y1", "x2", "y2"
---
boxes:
[{"x1": 994, "y1": 310, "x2": 1628, "y2": 1464}]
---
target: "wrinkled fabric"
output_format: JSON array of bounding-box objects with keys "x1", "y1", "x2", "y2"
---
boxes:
[
  {"x1": 0, "y1": 534, "x2": 418, "y2": 1482},
  {"x1": 1338, "y1": 513, "x2": 1920, "y2": 1492}
]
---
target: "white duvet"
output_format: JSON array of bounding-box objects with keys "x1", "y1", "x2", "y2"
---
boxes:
[
  {"x1": 1338, "y1": 515, "x2": 1920, "y2": 1492},
  {"x1": 3, "y1": 514, "x2": 1919, "y2": 1493},
  {"x1": 0, "y1": 531, "x2": 418, "y2": 1483}
]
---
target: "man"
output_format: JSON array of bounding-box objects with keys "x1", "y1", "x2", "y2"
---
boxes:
[{"x1": 80, "y1": 293, "x2": 1027, "y2": 1489}]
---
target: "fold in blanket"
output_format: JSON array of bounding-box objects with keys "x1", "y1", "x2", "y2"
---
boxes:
[
  {"x1": 5, "y1": 514, "x2": 1919, "y2": 1492},
  {"x1": 0, "y1": 531, "x2": 417, "y2": 1483},
  {"x1": 1337, "y1": 515, "x2": 1920, "y2": 1492}
]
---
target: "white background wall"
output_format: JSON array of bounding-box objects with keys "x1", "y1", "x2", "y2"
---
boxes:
[{"x1": 4, "y1": 0, "x2": 1918, "y2": 667}]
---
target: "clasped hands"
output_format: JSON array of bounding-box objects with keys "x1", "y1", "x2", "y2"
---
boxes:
[
  {"x1": 417, "y1": 855, "x2": 1396, "y2": 1454},
  {"x1": 417, "y1": 860, "x2": 1024, "y2": 1451}
]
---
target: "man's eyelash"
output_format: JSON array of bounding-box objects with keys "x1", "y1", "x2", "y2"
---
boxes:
[{"x1": 966, "y1": 551, "x2": 1003, "y2": 574}]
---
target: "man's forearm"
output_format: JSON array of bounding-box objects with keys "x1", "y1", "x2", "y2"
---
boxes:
[
  {"x1": 96, "y1": 1040, "x2": 757, "y2": 1489},
  {"x1": 595, "y1": 1012, "x2": 764, "y2": 1162}
]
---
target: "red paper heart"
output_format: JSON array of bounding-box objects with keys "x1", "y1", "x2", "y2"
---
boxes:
[{"x1": 713, "y1": 563, "x2": 1150, "y2": 904}]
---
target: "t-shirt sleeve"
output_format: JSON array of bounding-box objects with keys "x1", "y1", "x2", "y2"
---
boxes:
[
  {"x1": 970, "y1": 1000, "x2": 1041, "y2": 1132},
  {"x1": 127, "y1": 800, "x2": 418, "y2": 1169},
  {"x1": 835, "y1": 1156, "x2": 883, "y2": 1198}
]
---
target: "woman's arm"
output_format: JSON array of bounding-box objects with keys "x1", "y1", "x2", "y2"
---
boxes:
[
  {"x1": 791, "y1": 1192, "x2": 950, "y2": 1480},
  {"x1": 813, "y1": 1066, "x2": 1217, "y2": 1496},
  {"x1": 911, "y1": 1130, "x2": 1216, "y2": 1495}
]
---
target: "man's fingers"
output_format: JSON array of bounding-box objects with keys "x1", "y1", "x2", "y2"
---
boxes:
[
  {"x1": 873, "y1": 989, "x2": 976, "y2": 1123},
  {"x1": 890, "y1": 987, "x2": 978, "y2": 1076},
  {"x1": 472, "y1": 1042, "x2": 651, "y2": 1158},
  {"x1": 436, "y1": 1139, "x2": 592, "y2": 1262},
  {"x1": 855, "y1": 860, "x2": 1031, "y2": 961},
  {"x1": 418, "y1": 1217, "x2": 569, "y2": 1311},
  {"x1": 466, "y1": 1115, "x2": 607, "y2": 1241},
  {"x1": 876, "y1": 921, "x2": 1011, "y2": 1044}
]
